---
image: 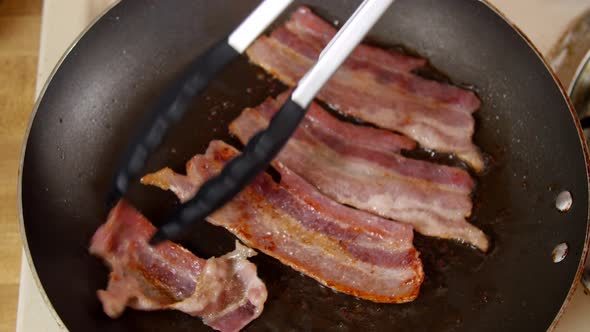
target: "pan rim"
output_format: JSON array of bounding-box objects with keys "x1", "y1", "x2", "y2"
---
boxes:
[
  {"x1": 16, "y1": 0, "x2": 122, "y2": 329},
  {"x1": 16, "y1": 0, "x2": 590, "y2": 331}
]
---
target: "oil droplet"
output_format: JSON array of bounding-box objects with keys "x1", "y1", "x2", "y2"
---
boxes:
[
  {"x1": 552, "y1": 243, "x2": 568, "y2": 263},
  {"x1": 555, "y1": 191, "x2": 573, "y2": 212}
]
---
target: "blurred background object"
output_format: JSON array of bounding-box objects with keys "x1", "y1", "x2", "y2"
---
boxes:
[
  {"x1": 492, "y1": 0, "x2": 590, "y2": 55},
  {"x1": 549, "y1": 8, "x2": 590, "y2": 89},
  {"x1": 551, "y1": 8, "x2": 590, "y2": 162}
]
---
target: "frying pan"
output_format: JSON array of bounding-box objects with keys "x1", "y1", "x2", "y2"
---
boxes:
[{"x1": 19, "y1": 0, "x2": 590, "y2": 331}]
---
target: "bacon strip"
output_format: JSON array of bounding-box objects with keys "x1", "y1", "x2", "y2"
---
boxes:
[
  {"x1": 142, "y1": 140, "x2": 424, "y2": 303},
  {"x1": 89, "y1": 201, "x2": 267, "y2": 332},
  {"x1": 229, "y1": 93, "x2": 489, "y2": 251},
  {"x1": 245, "y1": 6, "x2": 484, "y2": 171},
  {"x1": 283, "y1": 6, "x2": 427, "y2": 74},
  {"x1": 283, "y1": 7, "x2": 479, "y2": 112}
]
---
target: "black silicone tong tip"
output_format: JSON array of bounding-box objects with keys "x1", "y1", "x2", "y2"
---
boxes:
[
  {"x1": 148, "y1": 98, "x2": 307, "y2": 244},
  {"x1": 109, "y1": 39, "x2": 239, "y2": 207},
  {"x1": 149, "y1": 224, "x2": 179, "y2": 245}
]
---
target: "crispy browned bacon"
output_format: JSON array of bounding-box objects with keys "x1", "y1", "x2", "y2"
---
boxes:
[
  {"x1": 246, "y1": 6, "x2": 484, "y2": 171},
  {"x1": 142, "y1": 140, "x2": 424, "y2": 303},
  {"x1": 89, "y1": 201, "x2": 267, "y2": 332},
  {"x1": 229, "y1": 93, "x2": 488, "y2": 251}
]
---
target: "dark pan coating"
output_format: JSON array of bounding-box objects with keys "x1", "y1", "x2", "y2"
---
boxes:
[{"x1": 20, "y1": 0, "x2": 589, "y2": 331}]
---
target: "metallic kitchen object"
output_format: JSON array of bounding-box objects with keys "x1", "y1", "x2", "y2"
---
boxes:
[
  {"x1": 549, "y1": 7, "x2": 590, "y2": 89},
  {"x1": 570, "y1": 50, "x2": 590, "y2": 128},
  {"x1": 569, "y1": 49, "x2": 590, "y2": 294}
]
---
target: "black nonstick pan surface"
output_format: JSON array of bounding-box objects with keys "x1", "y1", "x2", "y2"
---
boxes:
[{"x1": 19, "y1": 0, "x2": 590, "y2": 331}]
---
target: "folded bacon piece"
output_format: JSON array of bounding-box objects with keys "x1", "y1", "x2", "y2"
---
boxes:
[
  {"x1": 229, "y1": 93, "x2": 489, "y2": 252},
  {"x1": 246, "y1": 6, "x2": 484, "y2": 171},
  {"x1": 142, "y1": 140, "x2": 424, "y2": 303},
  {"x1": 89, "y1": 200, "x2": 267, "y2": 332}
]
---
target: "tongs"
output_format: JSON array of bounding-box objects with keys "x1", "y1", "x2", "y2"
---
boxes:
[{"x1": 111, "y1": 0, "x2": 395, "y2": 244}]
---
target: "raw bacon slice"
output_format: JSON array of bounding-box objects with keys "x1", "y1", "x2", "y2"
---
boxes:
[
  {"x1": 229, "y1": 93, "x2": 489, "y2": 252},
  {"x1": 142, "y1": 140, "x2": 424, "y2": 303},
  {"x1": 89, "y1": 200, "x2": 267, "y2": 332},
  {"x1": 282, "y1": 7, "x2": 479, "y2": 112},
  {"x1": 245, "y1": 6, "x2": 484, "y2": 171},
  {"x1": 283, "y1": 6, "x2": 427, "y2": 74}
]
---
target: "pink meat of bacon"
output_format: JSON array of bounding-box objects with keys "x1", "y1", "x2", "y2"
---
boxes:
[
  {"x1": 89, "y1": 200, "x2": 267, "y2": 332},
  {"x1": 229, "y1": 92, "x2": 489, "y2": 252},
  {"x1": 246, "y1": 6, "x2": 485, "y2": 171},
  {"x1": 141, "y1": 140, "x2": 424, "y2": 303}
]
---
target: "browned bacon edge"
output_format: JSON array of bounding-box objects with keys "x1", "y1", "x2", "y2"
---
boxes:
[
  {"x1": 229, "y1": 93, "x2": 489, "y2": 252},
  {"x1": 246, "y1": 6, "x2": 485, "y2": 171},
  {"x1": 89, "y1": 200, "x2": 267, "y2": 332},
  {"x1": 142, "y1": 140, "x2": 424, "y2": 303}
]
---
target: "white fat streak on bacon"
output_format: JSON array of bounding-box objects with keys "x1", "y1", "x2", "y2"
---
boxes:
[
  {"x1": 141, "y1": 141, "x2": 424, "y2": 303},
  {"x1": 261, "y1": 90, "x2": 417, "y2": 154},
  {"x1": 284, "y1": 7, "x2": 480, "y2": 113},
  {"x1": 251, "y1": 92, "x2": 474, "y2": 193},
  {"x1": 285, "y1": 6, "x2": 427, "y2": 74},
  {"x1": 245, "y1": 7, "x2": 485, "y2": 171},
  {"x1": 172, "y1": 243, "x2": 266, "y2": 331},
  {"x1": 229, "y1": 94, "x2": 488, "y2": 252},
  {"x1": 89, "y1": 201, "x2": 267, "y2": 332}
]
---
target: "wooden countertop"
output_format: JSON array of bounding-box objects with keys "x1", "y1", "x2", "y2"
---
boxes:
[{"x1": 0, "y1": 0, "x2": 41, "y2": 331}]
